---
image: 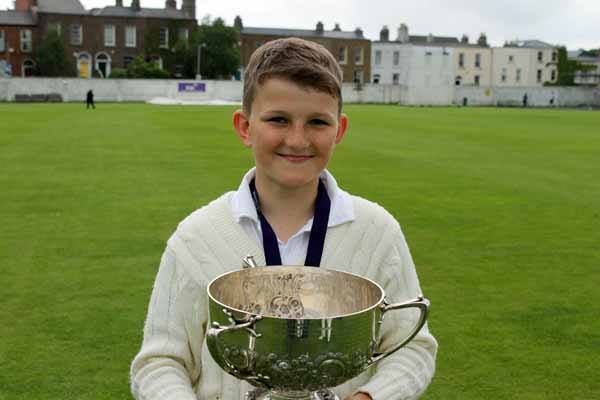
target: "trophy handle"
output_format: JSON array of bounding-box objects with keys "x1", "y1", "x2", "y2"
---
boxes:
[
  {"x1": 207, "y1": 309, "x2": 263, "y2": 339},
  {"x1": 369, "y1": 296, "x2": 429, "y2": 365}
]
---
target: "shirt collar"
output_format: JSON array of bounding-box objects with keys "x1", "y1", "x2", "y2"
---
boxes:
[{"x1": 231, "y1": 167, "x2": 355, "y2": 229}]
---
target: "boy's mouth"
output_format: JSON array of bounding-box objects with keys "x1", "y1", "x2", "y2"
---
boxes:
[{"x1": 277, "y1": 153, "x2": 314, "y2": 163}]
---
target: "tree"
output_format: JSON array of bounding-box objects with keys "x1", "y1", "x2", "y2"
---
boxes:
[
  {"x1": 33, "y1": 30, "x2": 75, "y2": 77},
  {"x1": 553, "y1": 46, "x2": 596, "y2": 86},
  {"x1": 194, "y1": 16, "x2": 240, "y2": 79},
  {"x1": 126, "y1": 55, "x2": 170, "y2": 79}
]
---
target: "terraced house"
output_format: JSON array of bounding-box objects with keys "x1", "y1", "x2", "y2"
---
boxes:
[
  {"x1": 235, "y1": 16, "x2": 371, "y2": 84},
  {"x1": 0, "y1": 0, "x2": 197, "y2": 78}
]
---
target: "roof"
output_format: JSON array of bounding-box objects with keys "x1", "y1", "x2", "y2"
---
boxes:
[
  {"x1": 242, "y1": 27, "x2": 366, "y2": 40},
  {"x1": 375, "y1": 35, "x2": 465, "y2": 47},
  {"x1": 89, "y1": 6, "x2": 194, "y2": 20},
  {"x1": 0, "y1": 10, "x2": 35, "y2": 25},
  {"x1": 37, "y1": 0, "x2": 86, "y2": 15},
  {"x1": 505, "y1": 40, "x2": 556, "y2": 49}
]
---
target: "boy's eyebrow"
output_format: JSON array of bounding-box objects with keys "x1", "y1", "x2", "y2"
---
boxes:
[{"x1": 261, "y1": 110, "x2": 336, "y2": 120}]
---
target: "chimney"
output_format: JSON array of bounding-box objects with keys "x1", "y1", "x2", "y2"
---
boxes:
[
  {"x1": 461, "y1": 34, "x2": 469, "y2": 44},
  {"x1": 182, "y1": 0, "x2": 196, "y2": 19},
  {"x1": 380, "y1": 25, "x2": 389, "y2": 42},
  {"x1": 333, "y1": 23, "x2": 341, "y2": 32},
  {"x1": 234, "y1": 15, "x2": 243, "y2": 30},
  {"x1": 15, "y1": 0, "x2": 36, "y2": 11},
  {"x1": 316, "y1": 21, "x2": 324, "y2": 34},
  {"x1": 354, "y1": 27, "x2": 363, "y2": 38},
  {"x1": 131, "y1": 0, "x2": 141, "y2": 11},
  {"x1": 397, "y1": 23, "x2": 409, "y2": 43},
  {"x1": 116, "y1": 0, "x2": 123, "y2": 6},
  {"x1": 477, "y1": 33, "x2": 488, "y2": 47},
  {"x1": 165, "y1": 0, "x2": 176, "y2": 9}
]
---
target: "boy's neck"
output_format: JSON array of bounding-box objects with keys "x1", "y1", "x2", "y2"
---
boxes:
[{"x1": 254, "y1": 174, "x2": 319, "y2": 244}]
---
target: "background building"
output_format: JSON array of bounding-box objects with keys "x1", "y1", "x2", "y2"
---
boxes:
[
  {"x1": 0, "y1": 8, "x2": 37, "y2": 77},
  {"x1": 453, "y1": 33, "x2": 492, "y2": 87},
  {"x1": 236, "y1": 17, "x2": 370, "y2": 84},
  {"x1": 568, "y1": 49, "x2": 600, "y2": 85},
  {"x1": 492, "y1": 40, "x2": 558, "y2": 87},
  {"x1": 1, "y1": 0, "x2": 197, "y2": 78}
]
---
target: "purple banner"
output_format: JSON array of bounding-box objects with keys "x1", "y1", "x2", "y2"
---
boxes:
[{"x1": 178, "y1": 82, "x2": 206, "y2": 92}]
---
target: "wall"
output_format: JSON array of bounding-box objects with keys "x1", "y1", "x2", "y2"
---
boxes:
[
  {"x1": 1, "y1": 77, "x2": 597, "y2": 107},
  {"x1": 455, "y1": 86, "x2": 600, "y2": 107}
]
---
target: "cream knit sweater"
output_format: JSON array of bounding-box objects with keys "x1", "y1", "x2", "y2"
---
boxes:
[{"x1": 130, "y1": 192, "x2": 438, "y2": 400}]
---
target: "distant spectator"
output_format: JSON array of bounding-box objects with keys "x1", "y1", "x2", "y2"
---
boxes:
[
  {"x1": 522, "y1": 93, "x2": 528, "y2": 107},
  {"x1": 86, "y1": 90, "x2": 95, "y2": 109}
]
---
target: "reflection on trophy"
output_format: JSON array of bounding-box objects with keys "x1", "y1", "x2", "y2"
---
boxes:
[{"x1": 206, "y1": 257, "x2": 430, "y2": 400}]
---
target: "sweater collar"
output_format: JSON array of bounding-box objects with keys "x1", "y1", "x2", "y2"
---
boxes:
[{"x1": 231, "y1": 167, "x2": 355, "y2": 229}]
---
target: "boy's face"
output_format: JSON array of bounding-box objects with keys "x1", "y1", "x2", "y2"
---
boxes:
[{"x1": 233, "y1": 78, "x2": 347, "y2": 191}]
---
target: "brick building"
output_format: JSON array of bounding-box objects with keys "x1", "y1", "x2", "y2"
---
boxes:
[
  {"x1": 0, "y1": 10, "x2": 37, "y2": 77},
  {"x1": 0, "y1": 0, "x2": 197, "y2": 78},
  {"x1": 235, "y1": 17, "x2": 371, "y2": 84}
]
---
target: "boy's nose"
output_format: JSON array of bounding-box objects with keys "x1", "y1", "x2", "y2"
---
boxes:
[{"x1": 285, "y1": 123, "x2": 310, "y2": 148}]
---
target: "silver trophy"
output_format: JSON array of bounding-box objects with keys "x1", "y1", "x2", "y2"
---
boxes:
[{"x1": 206, "y1": 256, "x2": 429, "y2": 400}]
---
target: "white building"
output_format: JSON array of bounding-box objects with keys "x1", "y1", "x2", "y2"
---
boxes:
[
  {"x1": 568, "y1": 50, "x2": 600, "y2": 85},
  {"x1": 492, "y1": 40, "x2": 558, "y2": 87},
  {"x1": 371, "y1": 24, "x2": 457, "y2": 104}
]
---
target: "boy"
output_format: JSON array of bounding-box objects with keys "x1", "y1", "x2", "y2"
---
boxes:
[{"x1": 131, "y1": 38, "x2": 437, "y2": 400}]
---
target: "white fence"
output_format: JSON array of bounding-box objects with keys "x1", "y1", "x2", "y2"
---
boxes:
[{"x1": 1, "y1": 78, "x2": 598, "y2": 107}]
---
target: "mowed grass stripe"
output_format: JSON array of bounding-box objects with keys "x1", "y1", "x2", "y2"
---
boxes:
[{"x1": 1, "y1": 104, "x2": 599, "y2": 399}]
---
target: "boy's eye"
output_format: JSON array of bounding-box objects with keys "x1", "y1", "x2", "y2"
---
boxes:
[
  {"x1": 309, "y1": 119, "x2": 329, "y2": 126},
  {"x1": 267, "y1": 117, "x2": 287, "y2": 124}
]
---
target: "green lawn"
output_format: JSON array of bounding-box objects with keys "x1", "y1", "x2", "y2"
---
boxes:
[{"x1": 1, "y1": 104, "x2": 599, "y2": 399}]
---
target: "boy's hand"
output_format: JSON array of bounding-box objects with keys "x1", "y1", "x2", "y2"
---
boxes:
[{"x1": 344, "y1": 392, "x2": 372, "y2": 400}]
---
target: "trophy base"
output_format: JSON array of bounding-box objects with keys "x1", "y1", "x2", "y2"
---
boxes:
[{"x1": 244, "y1": 388, "x2": 340, "y2": 400}]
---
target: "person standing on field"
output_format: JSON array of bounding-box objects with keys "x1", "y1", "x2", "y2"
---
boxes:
[{"x1": 86, "y1": 90, "x2": 95, "y2": 109}]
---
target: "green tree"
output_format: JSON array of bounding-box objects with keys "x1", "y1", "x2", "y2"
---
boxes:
[
  {"x1": 33, "y1": 30, "x2": 75, "y2": 77},
  {"x1": 553, "y1": 46, "x2": 596, "y2": 86},
  {"x1": 194, "y1": 16, "x2": 240, "y2": 79},
  {"x1": 126, "y1": 55, "x2": 170, "y2": 79}
]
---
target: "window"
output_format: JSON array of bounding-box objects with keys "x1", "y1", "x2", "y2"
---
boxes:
[
  {"x1": 392, "y1": 73, "x2": 400, "y2": 85},
  {"x1": 354, "y1": 48, "x2": 363, "y2": 65},
  {"x1": 373, "y1": 73, "x2": 381, "y2": 84},
  {"x1": 537, "y1": 69, "x2": 543, "y2": 83},
  {"x1": 47, "y1": 23, "x2": 61, "y2": 36},
  {"x1": 508, "y1": 55, "x2": 514, "y2": 63},
  {"x1": 551, "y1": 69, "x2": 556, "y2": 81},
  {"x1": 125, "y1": 26, "x2": 136, "y2": 48},
  {"x1": 501, "y1": 67, "x2": 507, "y2": 83},
  {"x1": 516, "y1": 68, "x2": 521, "y2": 82},
  {"x1": 0, "y1": 30, "x2": 5, "y2": 52},
  {"x1": 552, "y1": 51, "x2": 557, "y2": 62},
  {"x1": 374, "y1": 50, "x2": 382, "y2": 65},
  {"x1": 178, "y1": 28, "x2": 188, "y2": 44},
  {"x1": 475, "y1": 53, "x2": 481, "y2": 68},
  {"x1": 393, "y1": 51, "x2": 400, "y2": 66},
  {"x1": 455, "y1": 75, "x2": 462, "y2": 86},
  {"x1": 22, "y1": 59, "x2": 35, "y2": 77},
  {"x1": 20, "y1": 29, "x2": 32, "y2": 52},
  {"x1": 338, "y1": 46, "x2": 347, "y2": 64},
  {"x1": 425, "y1": 51, "x2": 432, "y2": 66},
  {"x1": 537, "y1": 51, "x2": 543, "y2": 62},
  {"x1": 353, "y1": 69, "x2": 363, "y2": 83},
  {"x1": 104, "y1": 25, "x2": 115, "y2": 47},
  {"x1": 70, "y1": 24, "x2": 82, "y2": 45},
  {"x1": 159, "y1": 27, "x2": 169, "y2": 48},
  {"x1": 474, "y1": 75, "x2": 480, "y2": 86},
  {"x1": 458, "y1": 53, "x2": 465, "y2": 68}
]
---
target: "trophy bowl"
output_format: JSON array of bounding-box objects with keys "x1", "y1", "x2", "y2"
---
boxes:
[{"x1": 206, "y1": 261, "x2": 429, "y2": 400}]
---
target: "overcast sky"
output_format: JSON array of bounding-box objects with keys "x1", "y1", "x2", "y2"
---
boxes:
[{"x1": 2, "y1": 0, "x2": 599, "y2": 49}]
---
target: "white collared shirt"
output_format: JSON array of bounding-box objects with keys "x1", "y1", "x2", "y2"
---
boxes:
[{"x1": 230, "y1": 168, "x2": 355, "y2": 265}]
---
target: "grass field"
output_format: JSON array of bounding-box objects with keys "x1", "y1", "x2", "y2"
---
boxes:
[{"x1": 1, "y1": 103, "x2": 599, "y2": 400}]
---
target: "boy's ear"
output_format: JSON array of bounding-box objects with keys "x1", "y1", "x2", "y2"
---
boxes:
[
  {"x1": 233, "y1": 109, "x2": 252, "y2": 148},
  {"x1": 335, "y1": 113, "x2": 348, "y2": 144}
]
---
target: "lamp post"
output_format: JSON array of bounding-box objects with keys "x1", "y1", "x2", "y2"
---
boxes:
[{"x1": 196, "y1": 43, "x2": 206, "y2": 80}]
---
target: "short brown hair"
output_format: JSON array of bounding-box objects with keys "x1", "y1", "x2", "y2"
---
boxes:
[{"x1": 243, "y1": 37, "x2": 343, "y2": 114}]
